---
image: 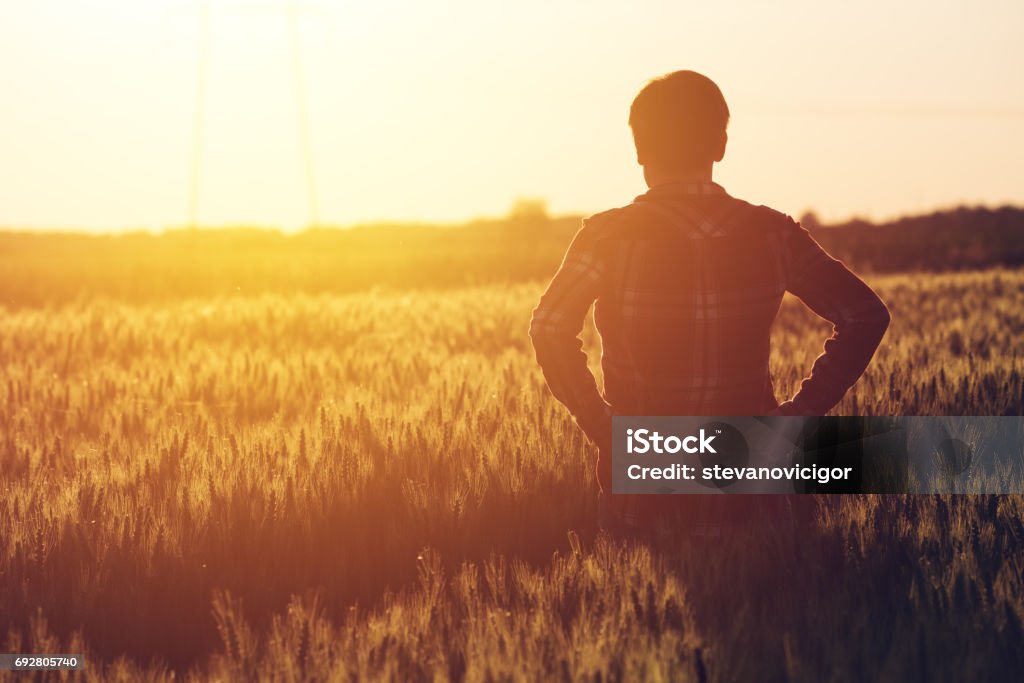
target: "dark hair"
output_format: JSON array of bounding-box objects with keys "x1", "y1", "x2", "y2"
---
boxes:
[{"x1": 628, "y1": 70, "x2": 730, "y2": 169}]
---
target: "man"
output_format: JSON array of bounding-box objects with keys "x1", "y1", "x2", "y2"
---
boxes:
[{"x1": 529, "y1": 70, "x2": 890, "y2": 531}]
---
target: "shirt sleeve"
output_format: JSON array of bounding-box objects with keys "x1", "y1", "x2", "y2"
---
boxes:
[
  {"x1": 529, "y1": 219, "x2": 612, "y2": 442},
  {"x1": 778, "y1": 218, "x2": 891, "y2": 415}
]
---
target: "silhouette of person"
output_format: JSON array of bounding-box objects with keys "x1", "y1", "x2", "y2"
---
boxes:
[{"x1": 529, "y1": 71, "x2": 890, "y2": 533}]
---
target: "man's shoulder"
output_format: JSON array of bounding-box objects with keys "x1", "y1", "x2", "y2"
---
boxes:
[
  {"x1": 562, "y1": 206, "x2": 633, "y2": 250},
  {"x1": 724, "y1": 197, "x2": 801, "y2": 233},
  {"x1": 580, "y1": 195, "x2": 802, "y2": 241},
  {"x1": 580, "y1": 205, "x2": 636, "y2": 233}
]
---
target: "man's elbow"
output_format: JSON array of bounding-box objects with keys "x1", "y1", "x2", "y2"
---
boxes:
[
  {"x1": 529, "y1": 314, "x2": 579, "y2": 365},
  {"x1": 874, "y1": 298, "x2": 891, "y2": 330},
  {"x1": 528, "y1": 313, "x2": 554, "y2": 352},
  {"x1": 839, "y1": 297, "x2": 890, "y2": 349},
  {"x1": 528, "y1": 312, "x2": 541, "y2": 339},
  {"x1": 864, "y1": 299, "x2": 891, "y2": 344},
  {"x1": 529, "y1": 306, "x2": 562, "y2": 342}
]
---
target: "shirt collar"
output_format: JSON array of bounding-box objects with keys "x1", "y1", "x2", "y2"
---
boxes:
[{"x1": 639, "y1": 181, "x2": 727, "y2": 199}]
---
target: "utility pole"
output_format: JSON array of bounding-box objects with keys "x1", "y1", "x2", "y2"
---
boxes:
[
  {"x1": 188, "y1": 0, "x2": 211, "y2": 228},
  {"x1": 289, "y1": 0, "x2": 320, "y2": 227},
  {"x1": 188, "y1": 0, "x2": 322, "y2": 229}
]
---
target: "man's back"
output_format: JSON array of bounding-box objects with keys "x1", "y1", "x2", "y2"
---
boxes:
[
  {"x1": 530, "y1": 182, "x2": 890, "y2": 491},
  {"x1": 528, "y1": 71, "x2": 890, "y2": 501},
  {"x1": 589, "y1": 181, "x2": 793, "y2": 416}
]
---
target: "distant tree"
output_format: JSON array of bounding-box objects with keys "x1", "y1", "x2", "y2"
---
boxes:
[
  {"x1": 798, "y1": 211, "x2": 822, "y2": 231},
  {"x1": 508, "y1": 198, "x2": 550, "y2": 223}
]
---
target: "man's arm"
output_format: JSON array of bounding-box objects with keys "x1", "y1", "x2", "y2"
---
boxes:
[
  {"x1": 778, "y1": 219, "x2": 891, "y2": 415},
  {"x1": 529, "y1": 220, "x2": 612, "y2": 444}
]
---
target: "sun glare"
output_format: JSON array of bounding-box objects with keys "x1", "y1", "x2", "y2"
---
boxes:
[{"x1": 0, "y1": 0, "x2": 1022, "y2": 231}]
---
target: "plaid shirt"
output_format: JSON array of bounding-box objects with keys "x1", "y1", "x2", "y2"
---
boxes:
[{"x1": 529, "y1": 181, "x2": 890, "y2": 493}]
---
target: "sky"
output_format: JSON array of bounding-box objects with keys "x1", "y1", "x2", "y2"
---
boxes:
[{"x1": 1, "y1": 0, "x2": 1022, "y2": 232}]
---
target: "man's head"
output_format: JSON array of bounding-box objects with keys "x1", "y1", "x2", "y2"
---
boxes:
[{"x1": 629, "y1": 70, "x2": 729, "y2": 174}]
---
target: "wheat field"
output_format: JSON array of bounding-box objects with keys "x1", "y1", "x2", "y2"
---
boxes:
[{"x1": 2, "y1": 267, "x2": 1024, "y2": 681}]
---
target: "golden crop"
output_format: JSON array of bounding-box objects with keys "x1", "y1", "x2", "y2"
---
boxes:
[{"x1": 1, "y1": 268, "x2": 1022, "y2": 681}]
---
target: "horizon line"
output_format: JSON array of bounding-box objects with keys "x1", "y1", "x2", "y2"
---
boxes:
[{"x1": 2, "y1": 199, "x2": 1022, "y2": 237}]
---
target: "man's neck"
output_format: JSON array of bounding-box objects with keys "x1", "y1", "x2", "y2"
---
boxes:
[{"x1": 643, "y1": 164, "x2": 714, "y2": 189}]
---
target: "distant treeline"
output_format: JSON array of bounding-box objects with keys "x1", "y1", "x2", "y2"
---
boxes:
[
  {"x1": 804, "y1": 206, "x2": 1024, "y2": 273},
  {"x1": 0, "y1": 205, "x2": 1021, "y2": 307}
]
